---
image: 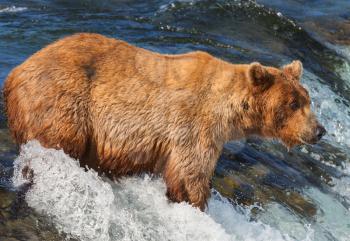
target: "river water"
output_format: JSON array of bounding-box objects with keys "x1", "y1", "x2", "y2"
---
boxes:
[{"x1": 0, "y1": 1, "x2": 349, "y2": 241}]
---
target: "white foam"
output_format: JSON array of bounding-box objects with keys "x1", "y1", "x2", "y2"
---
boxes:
[
  {"x1": 13, "y1": 141, "x2": 294, "y2": 241},
  {"x1": 0, "y1": 6, "x2": 27, "y2": 13},
  {"x1": 13, "y1": 141, "x2": 113, "y2": 240}
]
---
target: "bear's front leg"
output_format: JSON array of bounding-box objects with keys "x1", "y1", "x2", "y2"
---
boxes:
[
  {"x1": 184, "y1": 175, "x2": 211, "y2": 211},
  {"x1": 163, "y1": 150, "x2": 214, "y2": 211},
  {"x1": 164, "y1": 169, "x2": 210, "y2": 211}
]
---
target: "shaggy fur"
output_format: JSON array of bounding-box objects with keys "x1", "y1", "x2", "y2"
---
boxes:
[{"x1": 3, "y1": 33, "x2": 325, "y2": 210}]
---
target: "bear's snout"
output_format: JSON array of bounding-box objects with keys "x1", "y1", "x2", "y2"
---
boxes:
[
  {"x1": 315, "y1": 124, "x2": 326, "y2": 141},
  {"x1": 307, "y1": 123, "x2": 326, "y2": 144}
]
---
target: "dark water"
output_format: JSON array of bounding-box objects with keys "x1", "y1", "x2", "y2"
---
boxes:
[{"x1": 0, "y1": 1, "x2": 350, "y2": 241}]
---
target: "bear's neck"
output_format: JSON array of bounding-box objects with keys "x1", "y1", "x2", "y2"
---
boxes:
[{"x1": 200, "y1": 65, "x2": 264, "y2": 145}]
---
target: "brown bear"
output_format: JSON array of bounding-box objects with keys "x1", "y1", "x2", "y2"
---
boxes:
[{"x1": 3, "y1": 33, "x2": 325, "y2": 210}]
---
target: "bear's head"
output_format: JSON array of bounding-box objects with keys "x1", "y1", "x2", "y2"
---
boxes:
[{"x1": 244, "y1": 60, "x2": 326, "y2": 148}]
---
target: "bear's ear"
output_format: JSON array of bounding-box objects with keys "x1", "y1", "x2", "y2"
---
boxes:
[
  {"x1": 282, "y1": 60, "x2": 303, "y2": 80},
  {"x1": 248, "y1": 62, "x2": 273, "y2": 89}
]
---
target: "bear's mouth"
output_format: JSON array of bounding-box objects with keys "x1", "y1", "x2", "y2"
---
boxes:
[
  {"x1": 300, "y1": 124, "x2": 327, "y2": 145},
  {"x1": 298, "y1": 135, "x2": 321, "y2": 146}
]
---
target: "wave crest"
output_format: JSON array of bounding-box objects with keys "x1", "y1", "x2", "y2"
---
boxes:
[{"x1": 0, "y1": 6, "x2": 27, "y2": 13}]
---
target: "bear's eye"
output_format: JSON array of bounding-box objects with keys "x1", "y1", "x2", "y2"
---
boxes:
[{"x1": 290, "y1": 101, "x2": 300, "y2": 111}]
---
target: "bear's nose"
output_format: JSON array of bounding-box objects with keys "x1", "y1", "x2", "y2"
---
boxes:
[{"x1": 316, "y1": 125, "x2": 326, "y2": 140}]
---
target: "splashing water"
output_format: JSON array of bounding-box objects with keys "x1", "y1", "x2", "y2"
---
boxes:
[
  {"x1": 13, "y1": 141, "x2": 304, "y2": 241},
  {"x1": 302, "y1": 70, "x2": 350, "y2": 149},
  {"x1": 0, "y1": 6, "x2": 27, "y2": 13}
]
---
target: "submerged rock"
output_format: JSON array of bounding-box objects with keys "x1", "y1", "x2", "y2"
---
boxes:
[
  {"x1": 213, "y1": 138, "x2": 349, "y2": 219},
  {"x1": 304, "y1": 19, "x2": 350, "y2": 46},
  {"x1": 0, "y1": 187, "x2": 70, "y2": 241},
  {"x1": 0, "y1": 188, "x2": 15, "y2": 209}
]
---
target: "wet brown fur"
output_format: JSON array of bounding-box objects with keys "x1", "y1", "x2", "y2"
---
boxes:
[{"x1": 3, "y1": 33, "x2": 322, "y2": 210}]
